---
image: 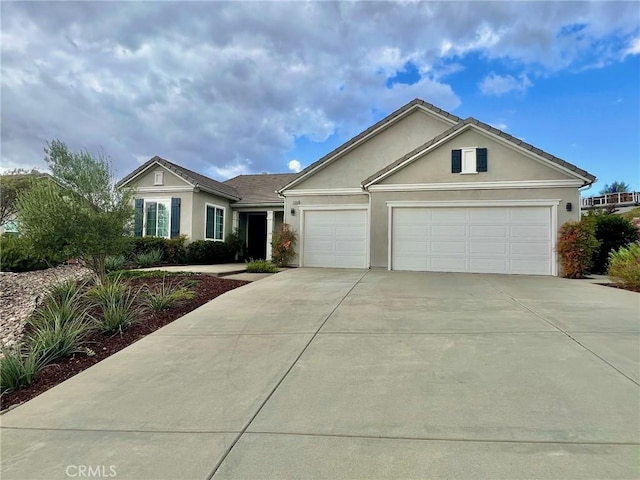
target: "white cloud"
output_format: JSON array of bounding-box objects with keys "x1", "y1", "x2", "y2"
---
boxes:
[
  {"x1": 287, "y1": 160, "x2": 302, "y2": 173},
  {"x1": 480, "y1": 73, "x2": 532, "y2": 96},
  {"x1": 489, "y1": 122, "x2": 508, "y2": 131},
  {"x1": 623, "y1": 37, "x2": 640, "y2": 58},
  {"x1": 0, "y1": 1, "x2": 638, "y2": 177}
]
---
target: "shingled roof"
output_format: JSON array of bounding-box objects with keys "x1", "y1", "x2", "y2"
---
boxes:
[
  {"x1": 224, "y1": 173, "x2": 298, "y2": 205},
  {"x1": 118, "y1": 156, "x2": 241, "y2": 200},
  {"x1": 278, "y1": 98, "x2": 461, "y2": 192},
  {"x1": 362, "y1": 117, "x2": 597, "y2": 187}
]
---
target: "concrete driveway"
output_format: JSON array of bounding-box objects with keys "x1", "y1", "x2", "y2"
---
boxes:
[{"x1": 2, "y1": 269, "x2": 639, "y2": 479}]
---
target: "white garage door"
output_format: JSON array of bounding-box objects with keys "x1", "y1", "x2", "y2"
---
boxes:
[
  {"x1": 392, "y1": 206, "x2": 552, "y2": 275},
  {"x1": 302, "y1": 209, "x2": 367, "y2": 268}
]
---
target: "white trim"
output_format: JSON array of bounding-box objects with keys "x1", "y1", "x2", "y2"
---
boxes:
[
  {"x1": 298, "y1": 204, "x2": 370, "y2": 268},
  {"x1": 298, "y1": 204, "x2": 369, "y2": 211},
  {"x1": 386, "y1": 199, "x2": 561, "y2": 208},
  {"x1": 230, "y1": 203, "x2": 285, "y2": 209},
  {"x1": 135, "y1": 186, "x2": 195, "y2": 193},
  {"x1": 363, "y1": 123, "x2": 592, "y2": 187},
  {"x1": 284, "y1": 188, "x2": 365, "y2": 196},
  {"x1": 266, "y1": 210, "x2": 274, "y2": 261},
  {"x1": 280, "y1": 104, "x2": 458, "y2": 192},
  {"x1": 121, "y1": 161, "x2": 194, "y2": 188},
  {"x1": 369, "y1": 179, "x2": 584, "y2": 192},
  {"x1": 386, "y1": 199, "x2": 560, "y2": 275},
  {"x1": 204, "y1": 202, "x2": 226, "y2": 242}
]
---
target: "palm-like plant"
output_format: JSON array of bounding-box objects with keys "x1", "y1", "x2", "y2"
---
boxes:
[{"x1": 599, "y1": 181, "x2": 631, "y2": 195}]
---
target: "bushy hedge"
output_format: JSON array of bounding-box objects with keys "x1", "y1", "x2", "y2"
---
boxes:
[
  {"x1": 123, "y1": 235, "x2": 187, "y2": 265},
  {"x1": 185, "y1": 240, "x2": 234, "y2": 264},
  {"x1": 607, "y1": 242, "x2": 640, "y2": 288},
  {"x1": 591, "y1": 215, "x2": 637, "y2": 274},
  {"x1": 556, "y1": 221, "x2": 599, "y2": 278},
  {"x1": 0, "y1": 235, "x2": 64, "y2": 272}
]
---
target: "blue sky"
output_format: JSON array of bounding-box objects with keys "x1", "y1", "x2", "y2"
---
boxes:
[{"x1": 2, "y1": 2, "x2": 639, "y2": 194}]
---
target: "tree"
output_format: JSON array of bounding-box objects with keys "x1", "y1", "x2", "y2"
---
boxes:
[
  {"x1": 599, "y1": 181, "x2": 631, "y2": 195},
  {"x1": 0, "y1": 169, "x2": 44, "y2": 226},
  {"x1": 16, "y1": 141, "x2": 134, "y2": 282}
]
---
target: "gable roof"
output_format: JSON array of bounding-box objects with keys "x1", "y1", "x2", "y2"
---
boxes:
[
  {"x1": 118, "y1": 156, "x2": 241, "y2": 200},
  {"x1": 362, "y1": 117, "x2": 597, "y2": 187},
  {"x1": 223, "y1": 173, "x2": 298, "y2": 205},
  {"x1": 278, "y1": 98, "x2": 461, "y2": 192}
]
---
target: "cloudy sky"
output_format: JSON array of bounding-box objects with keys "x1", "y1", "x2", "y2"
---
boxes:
[{"x1": 2, "y1": 1, "x2": 639, "y2": 192}]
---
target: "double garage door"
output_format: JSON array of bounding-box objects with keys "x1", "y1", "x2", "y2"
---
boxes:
[
  {"x1": 391, "y1": 206, "x2": 552, "y2": 275},
  {"x1": 300, "y1": 205, "x2": 553, "y2": 275}
]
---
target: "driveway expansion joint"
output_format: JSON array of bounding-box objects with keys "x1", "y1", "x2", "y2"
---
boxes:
[
  {"x1": 244, "y1": 430, "x2": 640, "y2": 446},
  {"x1": 206, "y1": 270, "x2": 370, "y2": 480},
  {"x1": 485, "y1": 281, "x2": 640, "y2": 388}
]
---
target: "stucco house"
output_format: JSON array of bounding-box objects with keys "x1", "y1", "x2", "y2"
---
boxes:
[
  {"x1": 120, "y1": 98, "x2": 595, "y2": 275},
  {"x1": 278, "y1": 98, "x2": 596, "y2": 275},
  {"x1": 117, "y1": 157, "x2": 295, "y2": 261}
]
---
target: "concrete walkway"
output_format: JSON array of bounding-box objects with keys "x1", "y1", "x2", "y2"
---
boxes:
[
  {"x1": 2, "y1": 269, "x2": 639, "y2": 479},
  {"x1": 140, "y1": 263, "x2": 247, "y2": 275}
]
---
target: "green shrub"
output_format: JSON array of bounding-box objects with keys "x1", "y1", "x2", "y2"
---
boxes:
[
  {"x1": 556, "y1": 221, "x2": 599, "y2": 279},
  {"x1": 608, "y1": 242, "x2": 640, "y2": 288},
  {"x1": 134, "y1": 248, "x2": 164, "y2": 268},
  {"x1": 246, "y1": 259, "x2": 278, "y2": 273},
  {"x1": 89, "y1": 277, "x2": 141, "y2": 333},
  {"x1": 105, "y1": 255, "x2": 126, "y2": 272},
  {"x1": 271, "y1": 223, "x2": 296, "y2": 267},
  {"x1": 27, "y1": 301, "x2": 93, "y2": 361},
  {"x1": 0, "y1": 344, "x2": 51, "y2": 393},
  {"x1": 46, "y1": 278, "x2": 84, "y2": 305},
  {"x1": 142, "y1": 277, "x2": 194, "y2": 312},
  {"x1": 591, "y1": 215, "x2": 638, "y2": 274},
  {"x1": 0, "y1": 235, "x2": 62, "y2": 272},
  {"x1": 185, "y1": 240, "x2": 234, "y2": 264},
  {"x1": 125, "y1": 235, "x2": 187, "y2": 264},
  {"x1": 225, "y1": 230, "x2": 244, "y2": 260}
]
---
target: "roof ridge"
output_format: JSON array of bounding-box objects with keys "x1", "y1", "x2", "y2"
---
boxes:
[
  {"x1": 362, "y1": 117, "x2": 596, "y2": 187},
  {"x1": 279, "y1": 98, "x2": 460, "y2": 192}
]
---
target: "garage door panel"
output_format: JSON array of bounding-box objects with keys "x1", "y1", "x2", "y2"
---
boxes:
[
  {"x1": 470, "y1": 208, "x2": 507, "y2": 222},
  {"x1": 470, "y1": 242, "x2": 507, "y2": 255},
  {"x1": 470, "y1": 225, "x2": 507, "y2": 237},
  {"x1": 432, "y1": 225, "x2": 467, "y2": 237},
  {"x1": 302, "y1": 209, "x2": 367, "y2": 269},
  {"x1": 392, "y1": 206, "x2": 552, "y2": 275}
]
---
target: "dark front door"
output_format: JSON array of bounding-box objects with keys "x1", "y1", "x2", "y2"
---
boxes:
[{"x1": 247, "y1": 213, "x2": 267, "y2": 260}]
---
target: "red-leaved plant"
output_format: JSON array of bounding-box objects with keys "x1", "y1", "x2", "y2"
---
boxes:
[
  {"x1": 271, "y1": 223, "x2": 297, "y2": 267},
  {"x1": 556, "y1": 221, "x2": 599, "y2": 278}
]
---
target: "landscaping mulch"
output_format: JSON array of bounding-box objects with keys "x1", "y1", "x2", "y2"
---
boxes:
[
  {"x1": 1, "y1": 274, "x2": 248, "y2": 411},
  {"x1": 602, "y1": 283, "x2": 640, "y2": 293}
]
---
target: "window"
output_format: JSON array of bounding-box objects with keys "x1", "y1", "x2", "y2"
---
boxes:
[
  {"x1": 153, "y1": 171, "x2": 164, "y2": 186},
  {"x1": 145, "y1": 200, "x2": 171, "y2": 237},
  {"x1": 205, "y1": 204, "x2": 225, "y2": 241},
  {"x1": 451, "y1": 148, "x2": 488, "y2": 174},
  {"x1": 3, "y1": 220, "x2": 19, "y2": 237}
]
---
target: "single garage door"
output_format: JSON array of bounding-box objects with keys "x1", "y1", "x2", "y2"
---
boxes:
[
  {"x1": 302, "y1": 209, "x2": 367, "y2": 268},
  {"x1": 391, "y1": 206, "x2": 552, "y2": 275}
]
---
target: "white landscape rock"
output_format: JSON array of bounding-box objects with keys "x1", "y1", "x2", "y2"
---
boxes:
[{"x1": 0, "y1": 265, "x2": 93, "y2": 349}]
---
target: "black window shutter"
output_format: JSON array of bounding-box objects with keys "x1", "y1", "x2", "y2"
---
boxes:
[
  {"x1": 451, "y1": 149, "x2": 462, "y2": 173},
  {"x1": 134, "y1": 199, "x2": 144, "y2": 237},
  {"x1": 170, "y1": 197, "x2": 181, "y2": 238},
  {"x1": 476, "y1": 148, "x2": 488, "y2": 172}
]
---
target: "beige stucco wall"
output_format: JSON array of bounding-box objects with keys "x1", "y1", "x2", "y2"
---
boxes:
[
  {"x1": 293, "y1": 110, "x2": 454, "y2": 189},
  {"x1": 379, "y1": 128, "x2": 575, "y2": 185},
  {"x1": 369, "y1": 188, "x2": 580, "y2": 269},
  {"x1": 132, "y1": 165, "x2": 193, "y2": 188},
  {"x1": 191, "y1": 191, "x2": 233, "y2": 241},
  {"x1": 133, "y1": 191, "x2": 194, "y2": 240}
]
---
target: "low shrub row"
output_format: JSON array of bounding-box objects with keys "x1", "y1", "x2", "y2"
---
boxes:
[
  {"x1": 0, "y1": 275, "x2": 195, "y2": 394},
  {"x1": 0, "y1": 235, "x2": 64, "y2": 272},
  {"x1": 246, "y1": 259, "x2": 278, "y2": 273}
]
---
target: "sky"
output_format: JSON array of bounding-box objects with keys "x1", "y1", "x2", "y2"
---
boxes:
[{"x1": 1, "y1": 1, "x2": 639, "y2": 194}]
